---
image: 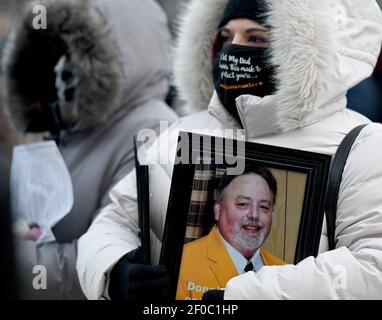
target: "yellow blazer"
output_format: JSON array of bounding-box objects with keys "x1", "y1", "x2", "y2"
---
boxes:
[{"x1": 176, "y1": 227, "x2": 285, "y2": 300}]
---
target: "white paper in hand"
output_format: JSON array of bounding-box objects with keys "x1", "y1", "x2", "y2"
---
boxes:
[{"x1": 10, "y1": 141, "x2": 73, "y2": 243}]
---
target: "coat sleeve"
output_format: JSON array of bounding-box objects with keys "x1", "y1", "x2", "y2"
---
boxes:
[
  {"x1": 224, "y1": 124, "x2": 382, "y2": 300},
  {"x1": 76, "y1": 170, "x2": 142, "y2": 300},
  {"x1": 97, "y1": 109, "x2": 178, "y2": 213},
  {"x1": 77, "y1": 122, "x2": 180, "y2": 300}
]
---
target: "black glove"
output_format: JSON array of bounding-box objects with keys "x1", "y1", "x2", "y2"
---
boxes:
[
  {"x1": 202, "y1": 290, "x2": 225, "y2": 301},
  {"x1": 108, "y1": 247, "x2": 170, "y2": 301}
]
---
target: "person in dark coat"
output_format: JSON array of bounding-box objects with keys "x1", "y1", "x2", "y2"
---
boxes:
[{"x1": 2, "y1": 0, "x2": 178, "y2": 299}]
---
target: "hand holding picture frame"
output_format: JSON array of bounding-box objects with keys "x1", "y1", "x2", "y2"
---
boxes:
[{"x1": 160, "y1": 131, "x2": 331, "y2": 300}]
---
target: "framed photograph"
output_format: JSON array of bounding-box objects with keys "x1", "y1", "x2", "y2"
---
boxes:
[{"x1": 160, "y1": 131, "x2": 331, "y2": 300}]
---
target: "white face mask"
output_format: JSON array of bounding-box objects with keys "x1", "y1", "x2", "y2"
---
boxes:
[{"x1": 10, "y1": 141, "x2": 73, "y2": 243}]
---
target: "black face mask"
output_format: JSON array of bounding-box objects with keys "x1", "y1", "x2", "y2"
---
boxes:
[{"x1": 212, "y1": 44, "x2": 276, "y2": 123}]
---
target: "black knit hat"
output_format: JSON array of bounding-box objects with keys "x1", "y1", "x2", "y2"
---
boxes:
[{"x1": 218, "y1": 0, "x2": 268, "y2": 28}]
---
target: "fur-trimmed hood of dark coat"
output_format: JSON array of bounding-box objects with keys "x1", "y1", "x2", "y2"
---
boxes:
[{"x1": 2, "y1": 0, "x2": 171, "y2": 132}]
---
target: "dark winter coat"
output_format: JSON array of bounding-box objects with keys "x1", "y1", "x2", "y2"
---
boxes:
[{"x1": 2, "y1": 0, "x2": 177, "y2": 299}]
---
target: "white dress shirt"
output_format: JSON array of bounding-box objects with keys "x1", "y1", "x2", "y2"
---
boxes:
[{"x1": 216, "y1": 227, "x2": 264, "y2": 274}]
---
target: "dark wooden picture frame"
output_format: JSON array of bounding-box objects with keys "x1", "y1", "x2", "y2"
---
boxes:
[
  {"x1": 134, "y1": 135, "x2": 151, "y2": 265},
  {"x1": 160, "y1": 131, "x2": 331, "y2": 299}
]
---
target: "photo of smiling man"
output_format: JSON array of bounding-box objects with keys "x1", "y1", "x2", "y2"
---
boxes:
[{"x1": 176, "y1": 165, "x2": 286, "y2": 300}]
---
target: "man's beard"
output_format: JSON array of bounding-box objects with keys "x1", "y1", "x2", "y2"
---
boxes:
[{"x1": 234, "y1": 218, "x2": 265, "y2": 255}]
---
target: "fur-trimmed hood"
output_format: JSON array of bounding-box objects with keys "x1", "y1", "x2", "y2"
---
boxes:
[
  {"x1": 174, "y1": 0, "x2": 382, "y2": 134},
  {"x1": 2, "y1": 0, "x2": 171, "y2": 132}
]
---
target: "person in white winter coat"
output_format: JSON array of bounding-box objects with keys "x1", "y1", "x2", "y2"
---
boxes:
[{"x1": 77, "y1": 0, "x2": 382, "y2": 300}]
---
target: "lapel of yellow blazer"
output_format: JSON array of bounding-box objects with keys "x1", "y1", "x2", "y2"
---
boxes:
[
  {"x1": 206, "y1": 227, "x2": 238, "y2": 288},
  {"x1": 260, "y1": 248, "x2": 286, "y2": 266}
]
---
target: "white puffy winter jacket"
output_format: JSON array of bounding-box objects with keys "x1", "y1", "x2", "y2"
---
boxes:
[{"x1": 77, "y1": 0, "x2": 382, "y2": 299}]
